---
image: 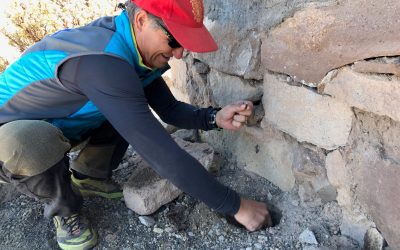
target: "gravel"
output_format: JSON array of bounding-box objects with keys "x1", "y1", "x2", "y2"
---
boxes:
[{"x1": 0, "y1": 145, "x2": 361, "y2": 249}]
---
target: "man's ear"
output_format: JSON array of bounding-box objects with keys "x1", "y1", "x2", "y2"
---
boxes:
[{"x1": 134, "y1": 10, "x2": 148, "y2": 32}]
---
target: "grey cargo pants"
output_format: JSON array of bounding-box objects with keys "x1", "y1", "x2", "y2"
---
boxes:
[{"x1": 0, "y1": 120, "x2": 128, "y2": 218}]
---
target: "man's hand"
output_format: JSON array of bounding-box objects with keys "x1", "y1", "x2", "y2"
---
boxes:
[
  {"x1": 216, "y1": 101, "x2": 253, "y2": 130},
  {"x1": 234, "y1": 199, "x2": 272, "y2": 231}
]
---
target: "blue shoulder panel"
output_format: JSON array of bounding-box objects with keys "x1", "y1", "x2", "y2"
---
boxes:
[{"x1": 0, "y1": 50, "x2": 67, "y2": 106}]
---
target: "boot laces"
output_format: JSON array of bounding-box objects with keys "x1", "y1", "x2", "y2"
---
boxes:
[{"x1": 61, "y1": 214, "x2": 81, "y2": 235}]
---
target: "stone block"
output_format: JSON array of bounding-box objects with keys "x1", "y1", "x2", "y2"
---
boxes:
[
  {"x1": 326, "y1": 150, "x2": 348, "y2": 188},
  {"x1": 291, "y1": 143, "x2": 336, "y2": 206},
  {"x1": 346, "y1": 110, "x2": 400, "y2": 249},
  {"x1": 164, "y1": 58, "x2": 190, "y2": 103},
  {"x1": 123, "y1": 137, "x2": 218, "y2": 215},
  {"x1": 235, "y1": 126, "x2": 296, "y2": 191},
  {"x1": 199, "y1": 129, "x2": 240, "y2": 159},
  {"x1": 194, "y1": 22, "x2": 263, "y2": 80},
  {"x1": 352, "y1": 60, "x2": 400, "y2": 77},
  {"x1": 325, "y1": 150, "x2": 352, "y2": 207},
  {"x1": 340, "y1": 209, "x2": 375, "y2": 248},
  {"x1": 364, "y1": 228, "x2": 385, "y2": 250},
  {"x1": 263, "y1": 72, "x2": 353, "y2": 150},
  {"x1": 352, "y1": 148, "x2": 400, "y2": 250},
  {"x1": 320, "y1": 67, "x2": 400, "y2": 123},
  {"x1": 172, "y1": 136, "x2": 220, "y2": 173},
  {"x1": 187, "y1": 60, "x2": 214, "y2": 107},
  {"x1": 262, "y1": 0, "x2": 400, "y2": 84},
  {"x1": 208, "y1": 69, "x2": 263, "y2": 107},
  {"x1": 123, "y1": 165, "x2": 182, "y2": 215}
]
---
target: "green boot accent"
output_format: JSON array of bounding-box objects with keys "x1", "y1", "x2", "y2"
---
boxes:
[
  {"x1": 71, "y1": 174, "x2": 123, "y2": 199},
  {"x1": 53, "y1": 214, "x2": 97, "y2": 250}
]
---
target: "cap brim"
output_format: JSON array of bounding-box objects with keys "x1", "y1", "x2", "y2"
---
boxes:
[{"x1": 163, "y1": 19, "x2": 218, "y2": 53}]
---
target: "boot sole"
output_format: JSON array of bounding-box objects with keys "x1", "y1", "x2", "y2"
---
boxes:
[{"x1": 58, "y1": 228, "x2": 98, "y2": 250}]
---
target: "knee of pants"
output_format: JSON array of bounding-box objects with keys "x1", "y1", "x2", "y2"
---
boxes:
[{"x1": 0, "y1": 120, "x2": 71, "y2": 176}]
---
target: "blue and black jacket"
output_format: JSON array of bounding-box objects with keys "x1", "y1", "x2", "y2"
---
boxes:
[{"x1": 0, "y1": 11, "x2": 240, "y2": 215}]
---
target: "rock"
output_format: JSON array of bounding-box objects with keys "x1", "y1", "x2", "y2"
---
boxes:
[
  {"x1": 165, "y1": 204, "x2": 189, "y2": 231},
  {"x1": 153, "y1": 227, "x2": 164, "y2": 234},
  {"x1": 325, "y1": 150, "x2": 352, "y2": 207},
  {"x1": 321, "y1": 202, "x2": 342, "y2": 235},
  {"x1": 352, "y1": 60, "x2": 400, "y2": 77},
  {"x1": 172, "y1": 129, "x2": 198, "y2": 142},
  {"x1": 364, "y1": 228, "x2": 385, "y2": 250},
  {"x1": 150, "y1": 109, "x2": 178, "y2": 134},
  {"x1": 299, "y1": 229, "x2": 318, "y2": 245},
  {"x1": 171, "y1": 136, "x2": 220, "y2": 173},
  {"x1": 352, "y1": 149, "x2": 400, "y2": 249},
  {"x1": 262, "y1": 0, "x2": 400, "y2": 84},
  {"x1": 292, "y1": 144, "x2": 336, "y2": 206},
  {"x1": 302, "y1": 246, "x2": 319, "y2": 250},
  {"x1": 192, "y1": 61, "x2": 209, "y2": 74},
  {"x1": 194, "y1": 25, "x2": 263, "y2": 80},
  {"x1": 123, "y1": 137, "x2": 218, "y2": 215},
  {"x1": 263, "y1": 72, "x2": 353, "y2": 150},
  {"x1": 199, "y1": 0, "x2": 324, "y2": 80},
  {"x1": 328, "y1": 235, "x2": 360, "y2": 250},
  {"x1": 254, "y1": 243, "x2": 262, "y2": 249},
  {"x1": 0, "y1": 184, "x2": 18, "y2": 204},
  {"x1": 340, "y1": 209, "x2": 375, "y2": 247},
  {"x1": 235, "y1": 126, "x2": 296, "y2": 191},
  {"x1": 320, "y1": 67, "x2": 400, "y2": 123},
  {"x1": 346, "y1": 111, "x2": 400, "y2": 249},
  {"x1": 208, "y1": 69, "x2": 263, "y2": 107},
  {"x1": 123, "y1": 165, "x2": 182, "y2": 215},
  {"x1": 138, "y1": 216, "x2": 156, "y2": 227},
  {"x1": 325, "y1": 150, "x2": 347, "y2": 188},
  {"x1": 187, "y1": 56, "x2": 215, "y2": 107},
  {"x1": 164, "y1": 58, "x2": 190, "y2": 103}
]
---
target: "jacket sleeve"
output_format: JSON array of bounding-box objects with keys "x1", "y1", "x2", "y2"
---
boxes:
[
  {"x1": 58, "y1": 54, "x2": 241, "y2": 215},
  {"x1": 144, "y1": 77, "x2": 215, "y2": 130}
]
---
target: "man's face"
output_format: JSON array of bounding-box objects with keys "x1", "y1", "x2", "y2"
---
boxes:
[{"x1": 134, "y1": 11, "x2": 184, "y2": 69}]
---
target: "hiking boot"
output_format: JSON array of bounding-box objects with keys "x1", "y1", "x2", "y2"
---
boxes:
[
  {"x1": 71, "y1": 174, "x2": 123, "y2": 199},
  {"x1": 53, "y1": 214, "x2": 97, "y2": 250}
]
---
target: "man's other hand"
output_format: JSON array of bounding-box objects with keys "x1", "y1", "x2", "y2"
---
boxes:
[
  {"x1": 234, "y1": 199, "x2": 272, "y2": 231},
  {"x1": 216, "y1": 101, "x2": 253, "y2": 130}
]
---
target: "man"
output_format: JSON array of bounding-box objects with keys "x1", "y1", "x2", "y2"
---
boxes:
[{"x1": 0, "y1": 0, "x2": 271, "y2": 249}]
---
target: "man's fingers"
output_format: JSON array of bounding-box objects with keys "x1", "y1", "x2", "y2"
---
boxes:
[
  {"x1": 232, "y1": 120, "x2": 242, "y2": 128},
  {"x1": 233, "y1": 114, "x2": 246, "y2": 123},
  {"x1": 226, "y1": 101, "x2": 252, "y2": 114}
]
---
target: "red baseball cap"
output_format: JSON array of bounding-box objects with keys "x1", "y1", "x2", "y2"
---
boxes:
[{"x1": 131, "y1": 0, "x2": 218, "y2": 52}]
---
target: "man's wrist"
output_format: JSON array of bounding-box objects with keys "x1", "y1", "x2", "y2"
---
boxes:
[{"x1": 208, "y1": 107, "x2": 222, "y2": 130}]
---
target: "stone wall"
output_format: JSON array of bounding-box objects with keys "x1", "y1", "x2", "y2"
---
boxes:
[{"x1": 165, "y1": 0, "x2": 400, "y2": 249}]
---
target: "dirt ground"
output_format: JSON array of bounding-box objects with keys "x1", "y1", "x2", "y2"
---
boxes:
[{"x1": 0, "y1": 144, "x2": 361, "y2": 250}]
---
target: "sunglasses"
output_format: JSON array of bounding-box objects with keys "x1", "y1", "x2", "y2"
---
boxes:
[{"x1": 155, "y1": 20, "x2": 182, "y2": 49}]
